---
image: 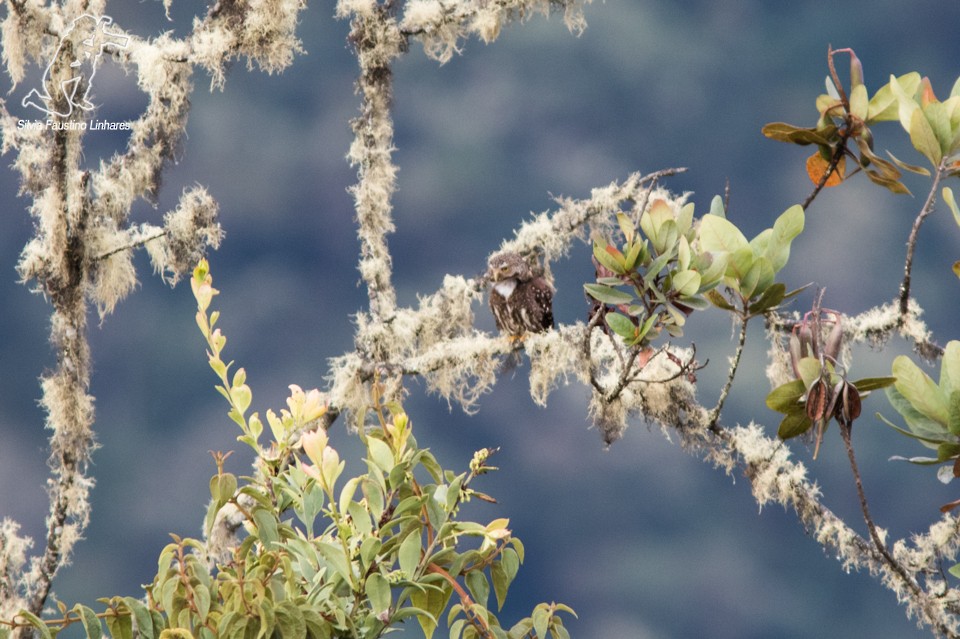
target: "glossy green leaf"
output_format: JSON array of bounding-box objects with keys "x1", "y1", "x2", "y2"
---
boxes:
[{"x1": 583, "y1": 283, "x2": 634, "y2": 305}]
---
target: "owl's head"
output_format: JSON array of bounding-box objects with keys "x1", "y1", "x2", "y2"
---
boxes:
[{"x1": 487, "y1": 251, "x2": 533, "y2": 282}]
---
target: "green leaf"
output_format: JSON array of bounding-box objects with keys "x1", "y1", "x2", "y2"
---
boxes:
[
  {"x1": 884, "y1": 150, "x2": 931, "y2": 176},
  {"x1": 194, "y1": 584, "x2": 211, "y2": 623},
  {"x1": 492, "y1": 549, "x2": 520, "y2": 611},
  {"x1": 949, "y1": 391, "x2": 960, "y2": 436},
  {"x1": 742, "y1": 256, "x2": 775, "y2": 299},
  {"x1": 766, "y1": 380, "x2": 806, "y2": 413},
  {"x1": 616, "y1": 212, "x2": 635, "y2": 243},
  {"x1": 941, "y1": 341, "x2": 960, "y2": 394},
  {"x1": 367, "y1": 437, "x2": 394, "y2": 475},
  {"x1": 882, "y1": 387, "x2": 948, "y2": 449},
  {"x1": 671, "y1": 269, "x2": 701, "y2": 297},
  {"x1": 593, "y1": 241, "x2": 625, "y2": 274},
  {"x1": 851, "y1": 377, "x2": 897, "y2": 393},
  {"x1": 893, "y1": 355, "x2": 949, "y2": 424},
  {"x1": 15, "y1": 610, "x2": 53, "y2": 639},
  {"x1": 605, "y1": 312, "x2": 638, "y2": 341},
  {"x1": 765, "y1": 205, "x2": 805, "y2": 272},
  {"x1": 909, "y1": 106, "x2": 943, "y2": 165},
  {"x1": 252, "y1": 508, "x2": 279, "y2": 548},
  {"x1": 748, "y1": 282, "x2": 786, "y2": 316},
  {"x1": 623, "y1": 239, "x2": 644, "y2": 271},
  {"x1": 868, "y1": 72, "x2": 922, "y2": 121},
  {"x1": 123, "y1": 597, "x2": 156, "y2": 639},
  {"x1": 583, "y1": 283, "x2": 634, "y2": 305},
  {"x1": 705, "y1": 289, "x2": 735, "y2": 311},
  {"x1": 778, "y1": 411, "x2": 813, "y2": 440},
  {"x1": 315, "y1": 541, "x2": 353, "y2": 583},
  {"x1": 761, "y1": 122, "x2": 834, "y2": 146},
  {"x1": 465, "y1": 571, "x2": 489, "y2": 608},
  {"x1": 939, "y1": 442, "x2": 960, "y2": 461},
  {"x1": 411, "y1": 587, "x2": 448, "y2": 639},
  {"x1": 532, "y1": 606, "x2": 550, "y2": 639},
  {"x1": 698, "y1": 214, "x2": 749, "y2": 254},
  {"x1": 399, "y1": 529, "x2": 422, "y2": 578},
  {"x1": 365, "y1": 573, "x2": 391, "y2": 617},
  {"x1": 709, "y1": 195, "x2": 726, "y2": 218},
  {"x1": 73, "y1": 604, "x2": 103, "y2": 639},
  {"x1": 849, "y1": 83, "x2": 868, "y2": 120},
  {"x1": 797, "y1": 357, "x2": 822, "y2": 389},
  {"x1": 944, "y1": 188, "x2": 960, "y2": 229}
]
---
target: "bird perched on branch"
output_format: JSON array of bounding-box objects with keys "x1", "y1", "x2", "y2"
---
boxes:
[{"x1": 487, "y1": 251, "x2": 554, "y2": 338}]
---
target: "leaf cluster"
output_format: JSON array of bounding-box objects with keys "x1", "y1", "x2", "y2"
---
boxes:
[
  {"x1": 764, "y1": 48, "x2": 960, "y2": 194},
  {"x1": 1, "y1": 262, "x2": 575, "y2": 639},
  {"x1": 766, "y1": 308, "x2": 894, "y2": 457},
  {"x1": 584, "y1": 197, "x2": 805, "y2": 348},
  {"x1": 880, "y1": 342, "x2": 960, "y2": 481}
]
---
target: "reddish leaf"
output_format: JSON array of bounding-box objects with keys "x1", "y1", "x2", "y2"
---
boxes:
[{"x1": 806, "y1": 152, "x2": 845, "y2": 187}]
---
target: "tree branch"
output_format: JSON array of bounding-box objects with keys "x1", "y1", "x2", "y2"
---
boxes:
[{"x1": 899, "y1": 158, "x2": 947, "y2": 318}]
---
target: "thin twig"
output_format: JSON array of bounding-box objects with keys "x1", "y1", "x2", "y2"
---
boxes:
[
  {"x1": 93, "y1": 230, "x2": 167, "y2": 261},
  {"x1": 707, "y1": 312, "x2": 749, "y2": 432},
  {"x1": 837, "y1": 420, "x2": 926, "y2": 603},
  {"x1": 899, "y1": 158, "x2": 947, "y2": 317}
]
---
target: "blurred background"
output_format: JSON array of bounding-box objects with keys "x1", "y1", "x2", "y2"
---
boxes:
[{"x1": 3, "y1": 1, "x2": 960, "y2": 637}]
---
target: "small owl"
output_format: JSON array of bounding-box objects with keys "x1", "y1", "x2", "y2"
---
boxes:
[{"x1": 487, "y1": 251, "x2": 554, "y2": 337}]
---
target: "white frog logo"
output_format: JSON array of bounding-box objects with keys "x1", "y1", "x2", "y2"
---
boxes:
[{"x1": 22, "y1": 14, "x2": 129, "y2": 118}]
